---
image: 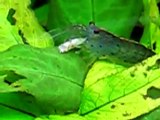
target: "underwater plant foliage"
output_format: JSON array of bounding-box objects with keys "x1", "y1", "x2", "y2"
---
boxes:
[{"x1": 0, "y1": 0, "x2": 160, "y2": 120}]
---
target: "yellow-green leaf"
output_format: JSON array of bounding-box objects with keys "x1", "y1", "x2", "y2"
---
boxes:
[
  {"x1": 0, "y1": 0, "x2": 53, "y2": 49},
  {"x1": 79, "y1": 54, "x2": 160, "y2": 119}
]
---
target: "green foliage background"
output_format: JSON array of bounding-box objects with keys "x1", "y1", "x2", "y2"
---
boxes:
[{"x1": 0, "y1": 0, "x2": 160, "y2": 120}]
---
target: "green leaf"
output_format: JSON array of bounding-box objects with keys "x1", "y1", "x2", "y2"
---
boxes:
[
  {"x1": 34, "y1": 55, "x2": 160, "y2": 120},
  {"x1": 34, "y1": 4, "x2": 49, "y2": 25},
  {"x1": 0, "y1": 0, "x2": 53, "y2": 49},
  {"x1": 140, "y1": 0, "x2": 160, "y2": 52},
  {"x1": 36, "y1": 114, "x2": 86, "y2": 120},
  {"x1": 0, "y1": 3, "x2": 23, "y2": 51},
  {"x1": 0, "y1": 92, "x2": 43, "y2": 116},
  {"x1": 1, "y1": 0, "x2": 160, "y2": 119},
  {"x1": 0, "y1": 104, "x2": 34, "y2": 120},
  {"x1": 81, "y1": 61, "x2": 127, "y2": 87},
  {"x1": 47, "y1": 0, "x2": 143, "y2": 37},
  {"x1": 0, "y1": 44, "x2": 88, "y2": 115},
  {"x1": 79, "y1": 54, "x2": 160, "y2": 119},
  {"x1": 93, "y1": 0, "x2": 143, "y2": 37}
]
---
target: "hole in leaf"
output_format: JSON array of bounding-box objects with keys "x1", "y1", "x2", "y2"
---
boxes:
[
  {"x1": 123, "y1": 112, "x2": 131, "y2": 117},
  {"x1": 4, "y1": 70, "x2": 26, "y2": 85},
  {"x1": 120, "y1": 103, "x2": 125, "y2": 105},
  {"x1": 130, "y1": 72, "x2": 135, "y2": 77},
  {"x1": 143, "y1": 72, "x2": 147, "y2": 77},
  {"x1": 7, "y1": 8, "x2": 16, "y2": 25},
  {"x1": 147, "y1": 86, "x2": 160, "y2": 99},
  {"x1": 155, "y1": 59, "x2": 160, "y2": 68},
  {"x1": 153, "y1": 42, "x2": 156, "y2": 50},
  {"x1": 146, "y1": 66, "x2": 152, "y2": 71},
  {"x1": 13, "y1": 84, "x2": 21, "y2": 88},
  {"x1": 147, "y1": 59, "x2": 160, "y2": 71},
  {"x1": 142, "y1": 94, "x2": 148, "y2": 100},
  {"x1": 111, "y1": 104, "x2": 116, "y2": 109},
  {"x1": 18, "y1": 30, "x2": 28, "y2": 44},
  {"x1": 4, "y1": 79, "x2": 12, "y2": 85},
  {"x1": 130, "y1": 24, "x2": 144, "y2": 42}
]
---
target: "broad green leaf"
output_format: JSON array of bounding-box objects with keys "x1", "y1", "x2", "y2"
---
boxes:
[
  {"x1": 79, "y1": 54, "x2": 160, "y2": 118},
  {"x1": 36, "y1": 55, "x2": 160, "y2": 120},
  {"x1": 83, "y1": 61, "x2": 126, "y2": 87},
  {"x1": 140, "y1": 0, "x2": 160, "y2": 53},
  {"x1": 34, "y1": 4, "x2": 49, "y2": 25},
  {"x1": 0, "y1": 0, "x2": 53, "y2": 48},
  {"x1": 0, "y1": 92, "x2": 43, "y2": 116},
  {"x1": 0, "y1": 104, "x2": 34, "y2": 120},
  {"x1": 0, "y1": 44, "x2": 88, "y2": 115},
  {"x1": 0, "y1": 0, "x2": 159, "y2": 119},
  {"x1": 47, "y1": 0, "x2": 143, "y2": 38},
  {"x1": 36, "y1": 114, "x2": 86, "y2": 120},
  {"x1": 83, "y1": 70, "x2": 160, "y2": 119},
  {"x1": 0, "y1": 1, "x2": 23, "y2": 51},
  {"x1": 47, "y1": 0, "x2": 92, "y2": 30},
  {"x1": 93, "y1": 0, "x2": 143, "y2": 37}
]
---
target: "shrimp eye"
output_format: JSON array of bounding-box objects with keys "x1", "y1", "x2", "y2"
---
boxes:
[
  {"x1": 94, "y1": 29, "x2": 100, "y2": 34},
  {"x1": 89, "y1": 21, "x2": 95, "y2": 25}
]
